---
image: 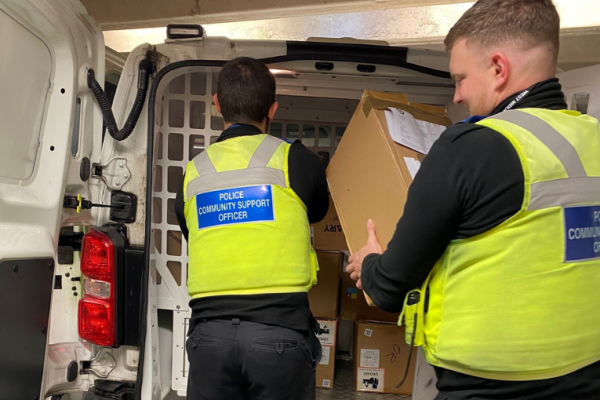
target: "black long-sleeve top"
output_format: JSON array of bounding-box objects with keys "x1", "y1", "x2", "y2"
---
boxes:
[{"x1": 361, "y1": 79, "x2": 600, "y2": 399}]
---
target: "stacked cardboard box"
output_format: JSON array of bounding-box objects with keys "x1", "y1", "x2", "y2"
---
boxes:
[
  {"x1": 315, "y1": 319, "x2": 338, "y2": 389},
  {"x1": 354, "y1": 322, "x2": 417, "y2": 395},
  {"x1": 327, "y1": 90, "x2": 452, "y2": 394},
  {"x1": 309, "y1": 244, "x2": 344, "y2": 388},
  {"x1": 308, "y1": 251, "x2": 342, "y2": 320},
  {"x1": 340, "y1": 265, "x2": 400, "y2": 324},
  {"x1": 310, "y1": 195, "x2": 348, "y2": 251},
  {"x1": 306, "y1": 173, "x2": 352, "y2": 389}
]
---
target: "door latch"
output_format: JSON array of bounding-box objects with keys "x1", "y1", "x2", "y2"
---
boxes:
[{"x1": 63, "y1": 194, "x2": 123, "y2": 213}]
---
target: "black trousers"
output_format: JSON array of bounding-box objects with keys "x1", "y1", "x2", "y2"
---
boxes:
[
  {"x1": 186, "y1": 319, "x2": 321, "y2": 400},
  {"x1": 433, "y1": 361, "x2": 600, "y2": 400}
]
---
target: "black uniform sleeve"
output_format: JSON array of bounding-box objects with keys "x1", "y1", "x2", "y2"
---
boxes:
[
  {"x1": 175, "y1": 176, "x2": 189, "y2": 242},
  {"x1": 361, "y1": 124, "x2": 524, "y2": 312},
  {"x1": 288, "y1": 141, "x2": 329, "y2": 224}
]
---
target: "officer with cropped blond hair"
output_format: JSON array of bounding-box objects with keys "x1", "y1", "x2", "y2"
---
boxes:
[{"x1": 347, "y1": 1, "x2": 600, "y2": 399}]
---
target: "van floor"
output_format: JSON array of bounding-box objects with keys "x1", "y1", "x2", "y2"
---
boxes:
[{"x1": 165, "y1": 361, "x2": 411, "y2": 399}]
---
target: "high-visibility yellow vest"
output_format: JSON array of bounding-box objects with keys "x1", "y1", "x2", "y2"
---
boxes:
[
  {"x1": 183, "y1": 134, "x2": 318, "y2": 299},
  {"x1": 406, "y1": 108, "x2": 600, "y2": 380}
]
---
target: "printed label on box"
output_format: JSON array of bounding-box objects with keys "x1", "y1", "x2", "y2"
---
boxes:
[
  {"x1": 320, "y1": 346, "x2": 331, "y2": 366},
  {"x1": 322, "y1": 379, "x2": 331, "y2": 388},
  {"x1": 357, "y1": 368, "x2": 385, "y2": 393},
  {"x1": 364, "y1": 328, "x2": 373, "y2": 337},
  {"x1": 360, "y1": 349, "x2": 380, "y2": 368},
  {"x1": 316, "y1": 320, "x2": 337, "y2": 346},
  {"x1": 322, "y1": 221, "x2": 343, "y2": 234},
  {"x1": 346, "y1": 287, "x2": 358, "y2": 299}
]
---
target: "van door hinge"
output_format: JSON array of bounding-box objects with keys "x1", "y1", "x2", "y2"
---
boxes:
[
  {"x1": 92, "y1": 157, "x2": 131, "y2": 190},
  {"x1": 80, "y1": 348, "x2": 116, "y2": 378}
]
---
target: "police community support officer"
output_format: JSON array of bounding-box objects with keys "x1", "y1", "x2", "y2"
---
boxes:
[
  {"x1": 175, "y1": 57, "x2": 328, "y2": 400},
  {"x1": 346, "y1": 1, "x2": 600, "y2": 399}
]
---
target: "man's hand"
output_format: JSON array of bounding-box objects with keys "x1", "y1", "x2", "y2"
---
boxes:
[{"x1": 346, "y1": 219, "x2": 383, "y2": 289}]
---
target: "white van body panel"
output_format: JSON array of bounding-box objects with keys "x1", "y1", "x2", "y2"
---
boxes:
[
  {"x1": 558, "y1": 64, "x2": 600, "y2": 119},
  {"x1": 0, "y1": 0, "x2": 104, "y2": 398}
]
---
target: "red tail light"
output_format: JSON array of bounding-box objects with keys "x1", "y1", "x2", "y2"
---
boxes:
[
  {"x1": 81, "y1": 229, "x2": 115, "y2": 280},
  {"x1": 78, "y1": 298, "x2": 115, "y2": 346},
  {"x1": 78, "y1": 229, "x2": 116, "y2": 346}
]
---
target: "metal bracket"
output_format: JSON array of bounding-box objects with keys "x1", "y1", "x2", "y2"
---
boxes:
[
  {"x1": 85, "y1": 348, "x2": 116, "y2": 378},
  {"x1": 91, "y1": 157, "x2": 132, "y2": 191}
]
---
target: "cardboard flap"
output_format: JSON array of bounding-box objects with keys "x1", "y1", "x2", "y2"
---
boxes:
[
  {"x1": 357, "y1": 91, "x2": 410, "y2": 118},
  {"x1": 358, "y1": 90, "x2": 452, "y2": 124},
  {"x1": 406, "y1": 102, "x2": 449, "y2": 118}
]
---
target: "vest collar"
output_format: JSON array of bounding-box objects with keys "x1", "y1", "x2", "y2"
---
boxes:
[
  {"x1": 217, "y1": 124, "x2": 264, "y2": 143},
  {"x1": 458, "y1": 78, "x2": 567, "y2": 125}
]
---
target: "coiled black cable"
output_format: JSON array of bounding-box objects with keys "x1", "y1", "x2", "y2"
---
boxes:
[{"x1": 87, "y1": 59, "x2": 155, "y2": 141}]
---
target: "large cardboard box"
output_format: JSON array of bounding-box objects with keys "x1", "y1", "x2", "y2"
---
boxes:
[
  {"x1": 354, "y1": 321, "x2": 417, "y2": 395},
  {"x1": 327, "y1": 91, "x2": 451, "y2": 254},
  {"x1": 310, "y1": 195, "x2": 348, "y2": 251},
  {"x1": 316, "y1": 319, "x2": 338, "y2": 389},
  {"x1": 308, "y1": 251, "x2": 343, "y2": 319},
  {"x1": 340, "y1": 269, "x2": 400, "y2": 323}
]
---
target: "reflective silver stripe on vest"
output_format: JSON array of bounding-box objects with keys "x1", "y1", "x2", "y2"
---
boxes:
[
  {"x1": 248, "y1": 135, "x2": 284, "y2": 168},
  {"x1": 187, "y1": 135, "x2": 287, "y2": 200},
  {"x1": 193, "y1": 150, "x2": 217, "y2": 175},
  {"x1": 186, "y1": 167, "x2": 286, "y2": 199},
  {"x1": 529, "y1": 178, "x2": 600, "y2": 211},
  {"x1": 493, "y1": 110, "x2": 587, "y2": 178},
  {"x1": 490, "y1": 111, "x2": 599, "y2": 210}
]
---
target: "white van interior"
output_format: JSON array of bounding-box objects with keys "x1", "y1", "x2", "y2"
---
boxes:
[{"x1": 147, "y1": 48, "x2": 457, "y2": 395}]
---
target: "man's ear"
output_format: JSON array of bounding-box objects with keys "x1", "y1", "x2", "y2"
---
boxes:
[
  {"x1": 490, "y1": 51, "x2": 510, "y2": 90},
  {"x1": 268, "y1": 102, "x2": 279, "y2": 120},
  {"x1": 214, "y1": 93, "x2": 222, "y2": 114}
]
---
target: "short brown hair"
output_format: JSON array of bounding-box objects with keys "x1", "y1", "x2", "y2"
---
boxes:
[
  {"x1": 217, "y1": 57, "x2": 276, "y2": 124},
  {"x1": 445, "y1": 0, "x2": 560, "y2": 59}
]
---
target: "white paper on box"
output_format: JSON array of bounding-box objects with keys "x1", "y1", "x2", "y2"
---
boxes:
[
  {"x1": 364, "y1": 328, "x2": 373, "y2": 337},
  {"x1": 384, "y1": 108, "x2": 446, "y2": 154},
  {"x1": 404, "y1": 157, "x2": 421, "y2": 179},
  {"x1": 360, "y1": 349, "x2": 380, "y2": 368},
  {"x1": 357, "y1": 368, "x2": 385, "y2": 392},
  {"x1": 316, "y1": 320, "x2": 337, "y2": 346},
  {"x1": 322, "y1": 379, "x2": 331, "y2": 388},
  {"x1": 320, "y1": 346, "x2": 331, "y2": 366}
]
